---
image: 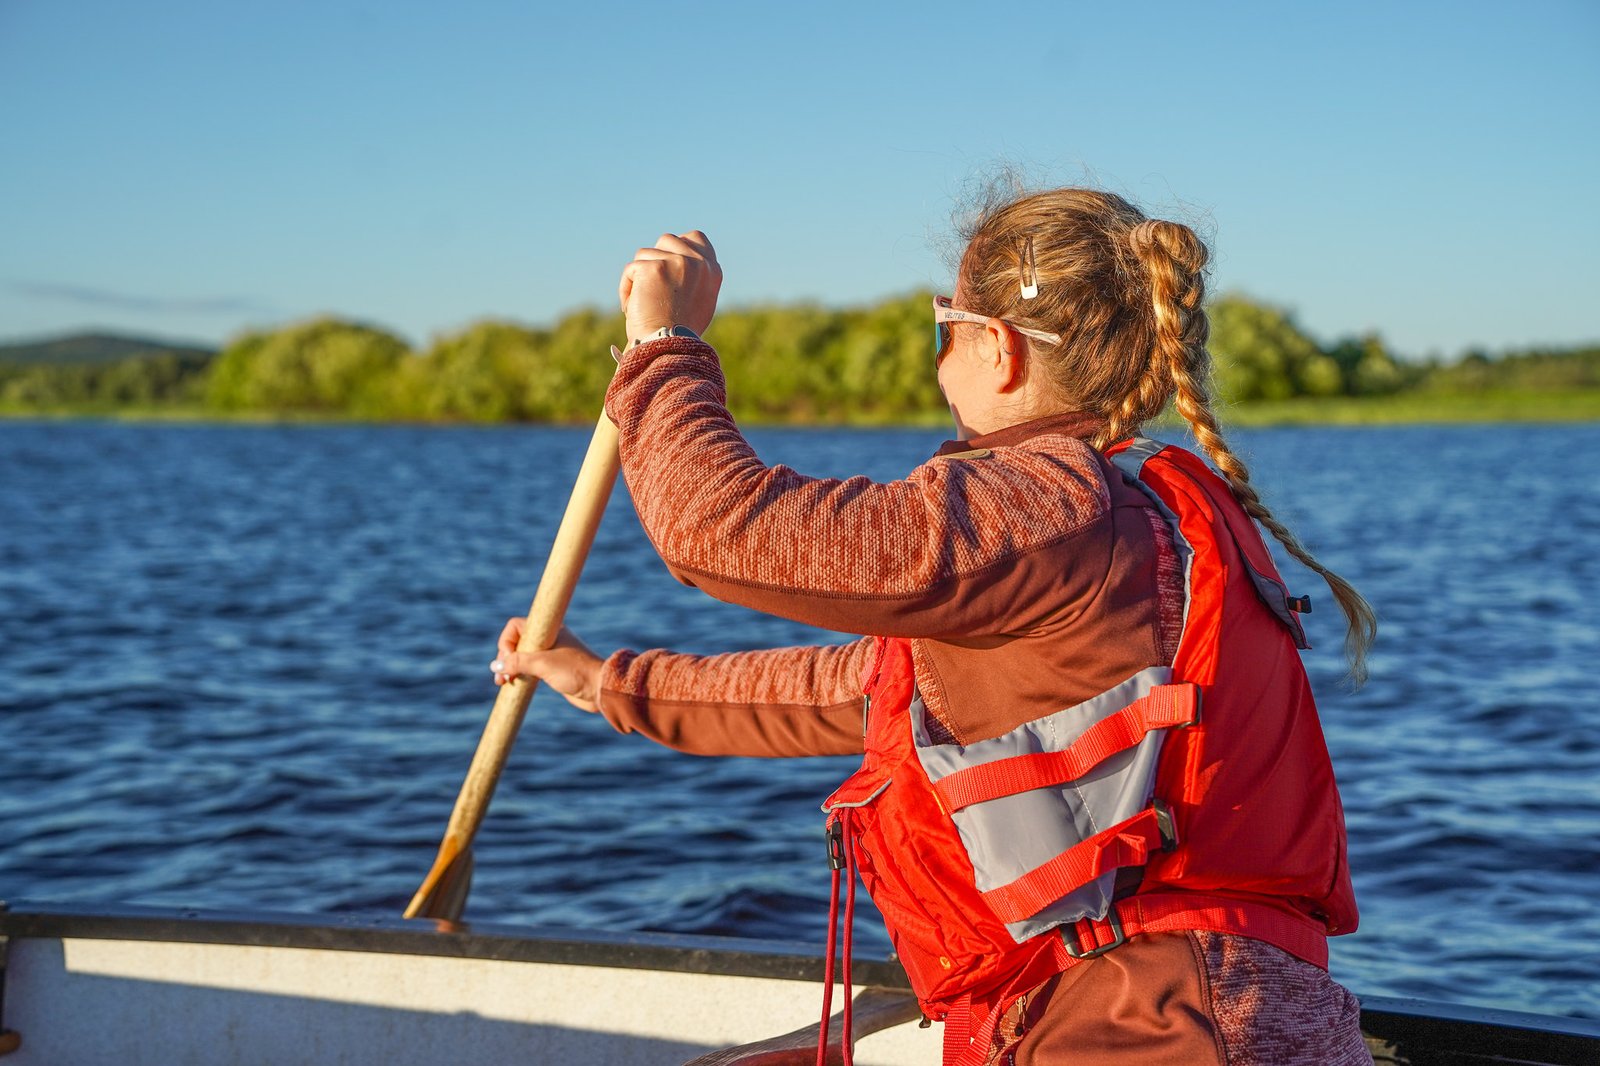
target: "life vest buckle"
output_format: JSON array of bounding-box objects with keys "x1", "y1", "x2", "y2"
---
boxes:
[{"x1": 1063, "y1": 907, "x2": 1125, "y2": 959}]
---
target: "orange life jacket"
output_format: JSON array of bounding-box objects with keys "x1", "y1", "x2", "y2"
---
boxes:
[{"x1": 819, "y1": 438, "x2": 1357, "y2": 1065}]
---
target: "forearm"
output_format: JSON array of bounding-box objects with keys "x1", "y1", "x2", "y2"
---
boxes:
[
  {"x1": 596, "y1": 638, "x2": 872, "y2": 758},
  {"x1": 605, "y1": 338, "x2": 966, "y2": 635}
]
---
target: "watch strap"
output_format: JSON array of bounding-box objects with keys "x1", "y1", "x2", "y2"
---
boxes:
[{"x1": 627, "y1": 324, "x2": 701, "y2": 350}]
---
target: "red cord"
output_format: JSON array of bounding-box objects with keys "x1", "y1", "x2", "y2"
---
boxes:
[
  {"x1": 841, "y1": 810, "x2": 858, "y2": 1066},
  {"x1": 817, "y1": 826, "x2": 841, "y2": 1066}
]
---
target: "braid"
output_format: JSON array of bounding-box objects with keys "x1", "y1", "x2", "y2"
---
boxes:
[
  {"x1": 955, "y1": 187, "x2": 1375, "y2": 683},
  {"x1": 1099, "y1": 220, "x2": 1208, "y2": 449},
  {"x1": 1129, "y1": 220, "x2": 1376, "y2": 685}
]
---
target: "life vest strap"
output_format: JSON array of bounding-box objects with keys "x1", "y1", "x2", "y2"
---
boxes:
[
  {"x1": 1104, "y1": 891, "x2": 1333, "y2": 969},
  {"x1": 979, "y1": 805, "x2": 1172, "y2": 925},
  {"x1": 933, "y1": 683, "x2": 1199, "y2": 814},
  {"x1": 941, "y1": 991, "x2": 973, "y2": 1065},
  {"x1": 1043, "y1": 892, "x2": 1334, "y2": 975}
]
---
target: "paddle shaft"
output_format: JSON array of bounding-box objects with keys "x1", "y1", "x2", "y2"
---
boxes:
[{"x1": 404, "y1": 408, "x2": 621, "y2": 920}]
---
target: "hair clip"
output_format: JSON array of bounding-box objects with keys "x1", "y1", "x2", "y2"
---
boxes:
[{"x1": 1020, "y1": 236, "x2": 1040, "y2": 300}]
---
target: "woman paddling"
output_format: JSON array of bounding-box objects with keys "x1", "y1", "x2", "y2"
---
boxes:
[{"x1": 492, "y1": 188, "x2": 1376, "y2": 1065}]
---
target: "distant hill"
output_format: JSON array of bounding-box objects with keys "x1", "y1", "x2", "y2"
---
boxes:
[{"x1": 0, "y1": 331, "x2": 216, "y2": 366}]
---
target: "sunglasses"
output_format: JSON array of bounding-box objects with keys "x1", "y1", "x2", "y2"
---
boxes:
[{"x1": 933, "y1": 296, "x2": 1062, "y2": 365}]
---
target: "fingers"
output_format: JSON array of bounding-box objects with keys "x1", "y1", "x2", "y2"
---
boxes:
[
  {"x1": 620, "y1": 232, "x2": 708, "y2": 315},
  {"x1": 488, "y1": 640, "x2": 604, "y2": 714},
  {"x1": 492, "y1": 648, "x2": 557, "y2": 687},
  {"x1": 632, "y1": 234, "x2": 720, "y2": 278},
  {"x1": 494, "y1": 617, "x2": 532, "y2": 685},
  {"x1": 629, "y1": 248, "x2": 699, "y2": 275},
  {"x1": 618, "y1": 229, "x2": 722, "y2": 341},
  {"x1": 623, "y1": 256, "x2": 674, "y2": 281},
  {"x1": 489, "y1": 623, "x2": 603, "y2": 706},
  {"x1": 497, "y1": 618, "x2": 581, "y2": 661},
  {"x1": 490, "y1": 650, "x2": 526, "y2": 687},
  {"x1": 651, "y1": 230, "x2": 717, "y2": 264},
  {"x1": 676, "y1": 230, "x2": 715, "y2": 259},
  {"x1": 497, "y1": 616, "x2": 524, "y2": 657}
]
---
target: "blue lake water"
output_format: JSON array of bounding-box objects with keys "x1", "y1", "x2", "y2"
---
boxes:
[{"x1": 2, "y1": 419, "x2": 1598, "y2": 1020}]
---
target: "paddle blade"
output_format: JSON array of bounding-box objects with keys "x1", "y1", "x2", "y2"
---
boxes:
[{"x1": 404, "y1": 847, "x2": 475, "y2": 921}]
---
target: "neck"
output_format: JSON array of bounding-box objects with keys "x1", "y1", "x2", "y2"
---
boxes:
[
  {"x1": 952, "y1": 395, "x2": 1064, "y2": 438},
  {"x1": 939, "y1": 410, "x2": 1108, "y2": 454}
]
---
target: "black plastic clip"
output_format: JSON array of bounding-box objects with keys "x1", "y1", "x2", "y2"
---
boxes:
[
  {"x1": 826, "y1": 820, "x2": 846, "y2": 871},
  {"x1": 1287, "y1": 594, "x2": 1312, "y2": 614},
  {"x1": 1153, "y1": 797, "x2": 1179, "y2": 852}
]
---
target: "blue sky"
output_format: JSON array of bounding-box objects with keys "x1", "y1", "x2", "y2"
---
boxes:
[{"x1": 2, "y1": 0, "x2": 1596, "y2": 359}]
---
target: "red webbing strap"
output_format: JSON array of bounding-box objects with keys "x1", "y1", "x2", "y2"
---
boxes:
[
  {"x1": 980, "y1": 807, "x2": 1168, "y2": 925},
  {"x1": 933, "y1": 684, "x2": 1198, "y2": 813},
  {"x1": 1032, "y1": 892, "x2": 1333, "y2": 975},
  {"x1": 942, "y1": 952, "x2": 1062, "y2": 1066},
  {"x1": 1113, "y1": 892, "x2": 1333, "y2": 969},
  {"x1": 941, "y1": 992, "x2": 973, "y2": 1066}
]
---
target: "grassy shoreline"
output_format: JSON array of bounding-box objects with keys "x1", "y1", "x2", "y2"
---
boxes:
[
  {"x1": 3, "y1": 389, "x2": 1598, "y2": 428},
  {"x1": 1212, "y1": 389, "x2": 1600, "y2": 426}
]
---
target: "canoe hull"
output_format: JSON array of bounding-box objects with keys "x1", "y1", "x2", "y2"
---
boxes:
[{"x1": 3, "y1": 902, "x2": 1597, "y2": 1066}]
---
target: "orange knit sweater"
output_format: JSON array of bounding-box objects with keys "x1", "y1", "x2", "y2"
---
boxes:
[{"x1": 594, "y1": 335, "x2": 1182, "y2": 756}]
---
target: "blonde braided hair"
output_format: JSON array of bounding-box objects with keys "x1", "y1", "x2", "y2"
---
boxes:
[{"x1": 958, "y1": 188, "x2": 1375, "y2": 683}]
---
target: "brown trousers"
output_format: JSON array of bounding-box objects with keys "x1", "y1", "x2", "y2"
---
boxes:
[{"x1": 1001, "y1": 931, "x2": 1369, "y2": 1066}]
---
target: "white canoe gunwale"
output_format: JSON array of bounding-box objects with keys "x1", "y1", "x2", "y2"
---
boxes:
[
  {"x1": 0, "y1": 897, "x2": 896, "y2": 984},
  {"x1": 0, "y1": 898, "x2": 929, "y2": 1065},
  {"x1": 2, "y1": 901, "x2": 1599, "y2": 1065}
]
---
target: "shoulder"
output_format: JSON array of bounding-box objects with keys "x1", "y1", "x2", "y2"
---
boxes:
[
  {"x1": 909, "y1": 431, "x2": 1114, "y2": 549},
  {"x1": 918, "y1": 429, "x2": 1111, "y2": 494}
]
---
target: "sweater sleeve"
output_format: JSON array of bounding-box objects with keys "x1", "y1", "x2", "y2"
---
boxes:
[
  {"x1": 603, "y1": 337, "x2": 1113, "y2": 639},
  {"x1": 596, "y1": 637, "x2": 873, "y2": 757}
]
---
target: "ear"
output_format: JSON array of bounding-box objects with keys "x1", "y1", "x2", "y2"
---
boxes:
[{"x1": 985, "y1": 319, "x2": 1029, "y2": 393}]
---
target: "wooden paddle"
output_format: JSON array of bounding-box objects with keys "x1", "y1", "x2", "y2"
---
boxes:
[
  {"x1": 682, "y1": 987, "x2": 924, "y2": 1065},
  {"x1": 404, "y1": 406, "x2": 621, "y2": 921}
]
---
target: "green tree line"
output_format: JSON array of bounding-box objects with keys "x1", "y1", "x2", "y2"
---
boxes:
[{"x1": 3, "y1": 292, "x2": 1595, "y2": 422}]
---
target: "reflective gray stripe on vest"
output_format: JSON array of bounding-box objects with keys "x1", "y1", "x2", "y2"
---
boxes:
[
  {"x1": 911, "y1": 666, "x2": 1174, "y2": 941},
  {"x1": 1108, "y1": 435, "x2": 1168, "y2": 480},
  {"x1": 1111, "y1": 438, "x2": 1197, "y2": 654},
  {"x1": 1242, "y1": 555, "x2": 1311, "y2": 649}
]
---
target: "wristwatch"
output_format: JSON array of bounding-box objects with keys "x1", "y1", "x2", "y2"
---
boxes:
[{"x1": 628, "y1": 324, "x2": 701, "y2": 350}]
